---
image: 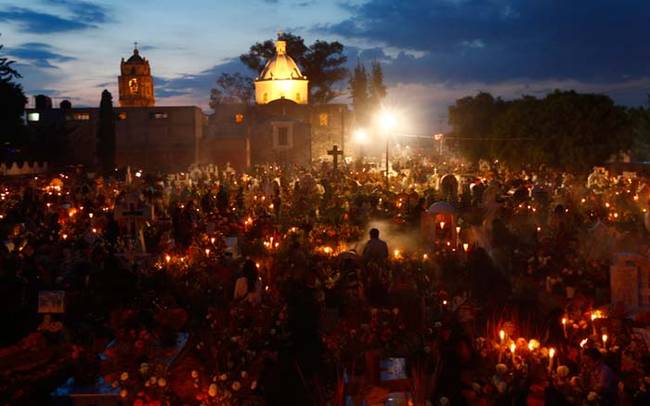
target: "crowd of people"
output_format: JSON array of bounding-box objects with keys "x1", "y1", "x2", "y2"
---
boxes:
[{"x1": 1, "y1": 157, "x2": 649, "y2": 405}]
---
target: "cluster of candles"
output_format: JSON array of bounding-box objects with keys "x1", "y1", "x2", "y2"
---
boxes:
[{"x1": 497, "y1": 329, "x2": 557, "y2": 373}]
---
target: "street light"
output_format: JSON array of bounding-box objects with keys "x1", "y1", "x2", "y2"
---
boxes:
[
  {"x1": 353, "y1": 128, "x2": 368, "y2": 163},
  {"x1": 353, "y1": 128, "x2": 368, "y2": 145},
  {"x1": 377, "y1": 110, "x2": 397, "y2": 187}
]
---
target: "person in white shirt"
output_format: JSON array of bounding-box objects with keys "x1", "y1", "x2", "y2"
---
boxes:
[{"x1": 234, "y1": 259, "x2": 261, "y2": 304}]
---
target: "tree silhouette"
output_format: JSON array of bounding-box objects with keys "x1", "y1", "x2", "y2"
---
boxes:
[{"x1": 97, "y1": 89, "x2": 116, "y2": 174}]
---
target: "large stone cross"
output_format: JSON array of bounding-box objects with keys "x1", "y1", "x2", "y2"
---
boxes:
[{"x1": 327, "y1": 145, "x2": 344, "y2": 171}]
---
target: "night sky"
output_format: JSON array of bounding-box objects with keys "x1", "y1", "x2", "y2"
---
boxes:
[{"x1": 2, "y1": 0, "x2": 650, "y2": 132}]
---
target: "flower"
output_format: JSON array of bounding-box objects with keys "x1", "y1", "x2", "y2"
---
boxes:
[
  {"x1": 120, "y1": 389, "x2": 128, "y2": 398},
  {"x1": 232, "y1": 381, "x2": 241, "y2": 391},
  {"x1": 120, "y1": 372, "x2": 129, "y2": 381},
  {"x1": 219, "y1": 374, "x2": 228, "y2": 381},
  {"x1": 495, "y1": 364, "x2": 508, "y2": 375},
  {"x1": 587, "y1": 391, "x2": 598, "y2": 401},
  {"x1": 241, "y1": 371, "x2": 248, "y2": 379},
  {"x1": 157, "y1": 377, "x2": 167, "y2": 387},
  {"x1": 556, "y1": 365, "x2": 570, "y2": 378},
  {"x1": 191, "y1": 370, "x2": 199, "y2": 378},
  {"x1": 208, "y1": 383, "x2": 218, "y2": 397}
]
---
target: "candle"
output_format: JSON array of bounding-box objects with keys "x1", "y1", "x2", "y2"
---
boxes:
[
  {"x1": 548, "y1": 348, "x2": 556, "y2": 372},
  {"x1": 165, "y1": 255, "x2": 171, "y2": 263},
  {"x1": 463, "y1": 243, "x2": 469, "y2": 252},
  {"x1": 590, "y1": 311, "x2": 601, "y2": 335},
  {"x1": 602, "y1": 334, "x2": 608, "y2": 350},
  {"x1": 456, "y1": 226, "x2": 461, "y2": 235},
  {"x1": 510, "y1": 343, "x2": 516, "y2": 364},
  {"x1": 561, "y1": 317, "x2": 567, "y2": 338},
  {"x1": 580, "y1": 338, "x2": 588, "y2": 348},
  {"x1": 205, "y1": 248, "x2": 210, "y2": 256},
  {"x1": 498, "y1": 331, "x2": 505, "y2": 363},
  {"x1": 439, "y1": 221, "x2": 445, "y2": 230}
]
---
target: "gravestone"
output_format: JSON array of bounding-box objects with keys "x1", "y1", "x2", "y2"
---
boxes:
[
  {"x1": 611, "y1": 252, "x2": 650, "y2": 312},
  {"x1": 114, "y1": 191, "x2": 154, "y2": 253},
  {"x1": 327, "y1": 145, "x2": 344, "y2": 171}
]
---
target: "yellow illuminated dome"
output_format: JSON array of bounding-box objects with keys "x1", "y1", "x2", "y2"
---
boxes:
[{"x1": 255, "y1": 40, "x2": 308, "y2": 105}]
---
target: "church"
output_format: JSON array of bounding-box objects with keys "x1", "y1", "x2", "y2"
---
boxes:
[
  {"x1": 24, "y1": 37, "x2": 351, "y2": 172},
  {"x1": 208, "y1": 38, "x2": 350, "y2": 166}
]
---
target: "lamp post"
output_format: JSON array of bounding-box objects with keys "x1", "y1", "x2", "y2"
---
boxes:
[{"x1": 378, "y1": 111, "x2": 396, "y2": 187}]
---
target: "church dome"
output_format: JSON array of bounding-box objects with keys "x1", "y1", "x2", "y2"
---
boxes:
[
  {"x1": 258, "y1": 40, "x2": 306, "y2": 80},
  {"x1": 254, "y1": 39, "x2": 308, "y2": 105}
]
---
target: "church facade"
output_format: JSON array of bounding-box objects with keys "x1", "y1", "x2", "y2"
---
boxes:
[
  {"x1": 25, "y1": 38, "x2": 351, "y2": 172},
  {"x1": 206, "y1": 38, "x2": 351, "y2": 166}
]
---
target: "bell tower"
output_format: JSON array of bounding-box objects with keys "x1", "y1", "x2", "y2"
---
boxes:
[{"x1": 118, "y1": 43, "x2": 155, "y2": 107}]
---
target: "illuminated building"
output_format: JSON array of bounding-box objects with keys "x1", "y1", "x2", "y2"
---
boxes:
[
  {"x1": 254, "y1": 40, "x2": 308, "y2": 105},
  {"x1": 118, "y1": 44, "x2": 155, "y2": 107}
]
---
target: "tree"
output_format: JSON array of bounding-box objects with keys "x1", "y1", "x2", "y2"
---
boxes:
[
  {"x1": 448, "y1": 92, "x2": 505, "y2": 162},
  {"x1": 240, "y1": 32, "x2": 347, "y2": 104},
  {"x1": 0, "y1": 41, "x2": 27, "y2": 149},
  {"x1": 348, "y1": 62, "x2": 369, "y2": 125},
  {"x1": 209, "y1": 73, "x2": 254, "y2": 109},
  {"x1": 368, "y1": 61, "x2": 387, "y2": 109},
  {"x1": 0, "y1": 42, "x2": 20, "y2": 82},
  {"x1": 448, "y1": 90, "x2": 633, "y2": 172},
  {"x1": 629, "y1": 103, "x2": 650, "y2": 161},
  {"x1": 97, "y1": 89, "x2": 116, "y2": 174}
]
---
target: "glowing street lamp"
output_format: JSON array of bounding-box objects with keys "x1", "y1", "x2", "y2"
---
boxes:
[
  {"x1": 377, "y1": 110, "x2": 397, "y2": 187},
  {"x1": 353, "y1": 128, "x2": 368, "y2": 144},
  {"x1": 353, "y1": 128, "x2": 368, "y2": 162}
]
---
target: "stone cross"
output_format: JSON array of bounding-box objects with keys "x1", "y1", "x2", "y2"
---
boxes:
[{"x1": 327, "y1": 145, "x2": 344, "y2": 171}]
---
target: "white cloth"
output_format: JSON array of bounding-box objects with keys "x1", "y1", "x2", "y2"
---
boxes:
[{"x1": 233, "y1": 277, "x2": 261, "y2": 304}]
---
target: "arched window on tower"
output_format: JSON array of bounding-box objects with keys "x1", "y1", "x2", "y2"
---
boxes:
[{"x1": 319, "y1": 113, "x2": 329, "y2": 127}]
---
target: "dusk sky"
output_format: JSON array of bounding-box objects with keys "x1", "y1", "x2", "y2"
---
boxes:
[{"x1": 2, "y1": 0, "x2": 650, "y2": 132}]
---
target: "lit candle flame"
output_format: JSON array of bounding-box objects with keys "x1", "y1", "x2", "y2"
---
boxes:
[
  {"x1": 549, "y1": 348, "x2": 555, "y2": 358},
  {"x1": 439, "y1": 221, "x2": 445, "y2": 229},
  {"x1": 499, "y1": 330, "x2": 505, "y2": 342},
  {"x1": 463, "y1": 243, "x2": 469, "y2": 252},
  {"x1": 580, "y1": 338, "x2": 588, "y2": 348}
]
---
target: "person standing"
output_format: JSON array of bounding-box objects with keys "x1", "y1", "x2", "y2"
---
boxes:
[{"x1": 362, "y1": 228, "x2": 388, "y2": 264}]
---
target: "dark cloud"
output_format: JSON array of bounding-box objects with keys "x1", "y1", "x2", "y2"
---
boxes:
[
  {"x1": 44, "y1": 0, "x2": 109, "y2": 24},
  {"x1": 7, "y1": 42, "x2": 75, "y2": 69},
  {"x1": 322, "y1": 0, "x2": 650, "y2": 84},
  {"x1": 0, "y1": 1, "x2": 109, "y2": 33}
]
